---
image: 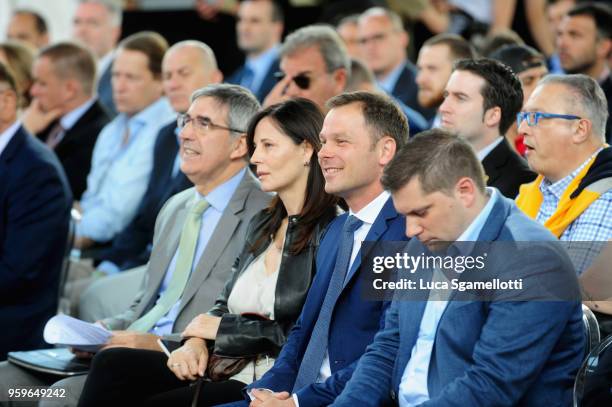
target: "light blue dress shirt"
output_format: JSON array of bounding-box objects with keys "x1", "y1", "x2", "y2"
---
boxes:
[
  {"x1": 399, "y1": 188, "x2": 498, "y2": 406},
  {"x1": 77, "y1": 97, "x2": 175, "y2": 242},
  {"x1": 151, "y1": 168, "x2": 246, "y2": 336},
  {"x1": 243, "y1": 45, "x2": 279, "y2": 95}
]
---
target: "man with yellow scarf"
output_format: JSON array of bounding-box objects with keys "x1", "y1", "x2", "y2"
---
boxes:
[{"x1": 516, "y1": 74, "x2": 612, "y2": 275}]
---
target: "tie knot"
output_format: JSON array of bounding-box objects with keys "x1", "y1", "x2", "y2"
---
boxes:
[
  {"x1": 191, "y1": 199, "x2": 209, "y2": 216},
  {"x1": 344, "y1": 215, "x2": 363, "y2": 234}
]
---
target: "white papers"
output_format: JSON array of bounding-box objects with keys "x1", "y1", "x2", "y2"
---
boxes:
[{"x1": 43, "y1": 315, "x2": 112, "y2": 352}]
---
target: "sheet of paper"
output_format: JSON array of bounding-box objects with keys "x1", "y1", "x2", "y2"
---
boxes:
[{"x1": 43, "y1": 314, "x2": 112, "y2": 352}]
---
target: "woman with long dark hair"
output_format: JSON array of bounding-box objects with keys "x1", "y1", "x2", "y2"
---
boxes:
[{"x1": 78, "y1": 98, "x2": 338, "y2": 406}]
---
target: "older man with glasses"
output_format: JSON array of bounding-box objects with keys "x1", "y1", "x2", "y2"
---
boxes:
[{"x1": 516, "y1": 73, "x2": 612, "y2": 275}]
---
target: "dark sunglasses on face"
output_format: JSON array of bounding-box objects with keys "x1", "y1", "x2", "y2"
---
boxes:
[{"x1": 274, "y1": 71, "x2": 311, "y2": 90}]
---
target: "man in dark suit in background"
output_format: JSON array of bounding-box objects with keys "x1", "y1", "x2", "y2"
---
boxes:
[
  {"x1": 358, "y1": 7, "x2": 435, "y2": 121},
  {"x1": 22, "y1": 42, "x2": 110, "y2": 200},
  {"x1": 0, "y1": 63, "x2": 72, "y2": 360},
  {"x1": 439, "y1": 58, "x2": 536, "y2": 198},
  {"x1": 227, "y1": 0, "x2": 283, "y2": 102}
]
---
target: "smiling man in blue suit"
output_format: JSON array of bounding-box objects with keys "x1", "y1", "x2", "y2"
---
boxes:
[
  {"x1": 0, "y1": 63, "x2": 72, "y2": 360},
  {"x1": 332, "y1": 129, "x2": 585, "y2": 407},
  {"x1": 224, "y1": 91, "x2": 409, "y2": 407}
]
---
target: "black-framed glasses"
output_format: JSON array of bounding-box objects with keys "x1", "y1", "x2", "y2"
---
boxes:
[
  {"x1": 516, "y1": 111, "x2": 582, "y2": 127},
  {"x1": 357, "y1": 32, "x2": 390, "y2": 46},
  {"x1": 274, "y1": 71, "x2": 311, "y2": 90},
  {"x1": 177, "y1": 113, "x2": 244, "y2": 134}
]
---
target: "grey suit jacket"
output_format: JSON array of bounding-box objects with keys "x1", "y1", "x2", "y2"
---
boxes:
[{"x1": 102, "y1": 169, "x2": 271, "y2": 333}]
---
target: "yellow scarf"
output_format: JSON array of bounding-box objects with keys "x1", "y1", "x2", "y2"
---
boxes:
[{"x1": 516, "y1": 156, "x2": 600, "y2": 238}]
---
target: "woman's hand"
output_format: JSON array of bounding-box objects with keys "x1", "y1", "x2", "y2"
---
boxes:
[
  {"x1": 167, "y1": 337, "x2": 208, "y2": 381},
  {"x1": 181, "y1": 314, "x2": 222, "y2": 340}
]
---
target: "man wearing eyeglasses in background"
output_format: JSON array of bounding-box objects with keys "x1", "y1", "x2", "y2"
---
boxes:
[
  {"x1": 358, "y1": 7, "x2": 435, "y2": 121},
  {"x1": 516, "y1": 73, "x2": 612, "y2": 275},
  {"x1": 263, "y1": 24, "x2": 348, "y2": 111}
]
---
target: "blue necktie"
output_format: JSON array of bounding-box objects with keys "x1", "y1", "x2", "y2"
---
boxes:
[{"x1": 293, "y1": 215, "x2": 364, "y2": 391}]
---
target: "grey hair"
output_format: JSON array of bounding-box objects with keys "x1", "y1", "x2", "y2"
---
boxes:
[
  {"x1": 359, "y1": 7, "x2": 404, "y2": 32},
  {"x1": 190, "y1": 84, "x2": 260, "y2": 136},
  {"x1": 280, "y1": 25, "x2": 350, "y2": 73},
  {"x1": 167, "y1": 40, "x2": 219, "y2": 71},
  {"x1": 539, "y1": 74, "x2": 609, "y2": 139},
  {"x1": 79, "y1": 0, "x2": 123, "y2": 27}
]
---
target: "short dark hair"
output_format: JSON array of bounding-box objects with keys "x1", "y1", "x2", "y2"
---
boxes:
[
  {"x1": 246, "y1": 98, "x2": 338, "y2": 255},
  {"x1": 422, "y1": 33, "x2": 476, "y2": 61},
  {"x1": 326, "y1": 91, "x2": 409, "y2": 149},
  {"x1": 39, "y1": 42, "x2": 97, "y2": 95},
  {"x1": 382, "y1": 128, "x2": 486, "y2": 195},
  {"x1": 567, "y1": 2, "x2": 612, "y2": 40},
  {"x1": 0, "y1": 62, "x2": 18, "y2": 93},
  {"x1": 13, "y1": 9, "x2": 48, "y2": 35},
  {"x1": 452, "y1": 58, "x2": 523, "y2": 134},
  {"x1": 118, "y1": 31, "x2": 168, "y2": 78}
]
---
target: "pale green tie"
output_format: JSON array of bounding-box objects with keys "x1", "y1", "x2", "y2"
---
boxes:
[{"x1": 129, "y1": 198, "x2": 210, "y2": 332}]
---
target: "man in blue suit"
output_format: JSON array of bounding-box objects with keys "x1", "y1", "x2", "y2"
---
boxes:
[
  {"x1": 332, "y1": 129, "x2": 585, "y2": 406},
  {"x1": 0, "y1": 63, "x2": 72, "y2": 360},
  {"x1": 226, "y1": 0, "x2": 283, "y2": 102},
  {"x1": 226, "y1": 91, "x2": 409, "y2": 407}
]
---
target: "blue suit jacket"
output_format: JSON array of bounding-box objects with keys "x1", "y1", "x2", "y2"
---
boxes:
[
  {"x1": 392, "y1": 61, "x2": 436, "y2": 122},
  {"x1": 97, "y1": 63, "x2": 117, "y2": 118},
  {"x1": 0, "y1": 126, "x2": 72, "y2": 359},
  {"x1": 332, "y1": 194, "x2": 585, "y2": 407},
  {"x1": 99, "y1": 122, "x2": 192, "y2": 270},
  {"x1": 227, "y1": 58, "x2": 280, "y2": 103},
  {"x1": 223, "y1": 197, "x2": 406, "y2": 407}
]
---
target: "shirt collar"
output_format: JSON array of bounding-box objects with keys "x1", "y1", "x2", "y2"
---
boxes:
[
  {"x1": 477, "y1": 136, "x2": 503, "y2": 161},
  {"x1": 60, "y1": 98, "x2": 96, "y2": 131},
  {"x1": 245, "y1": 45, "x2": 279, "y2": 70},
  {"x1": 349, "y1": 190, "x2": 391, "y2": 226},
  {"x1": 377, "y1": 61, "x2": 405, "y2": 93},
  {"x1": 540, "y1": 148, "x2": 603, "y2": 199},
  {"x1": 0, "y1": 121, "x2": 21, "y2": 158},
  {"x1": 457, "y1": 187, "x2": 497, "y2": 242},
  {"x1": 194, "y1": 167, "x2": 246, "y2": 212}
]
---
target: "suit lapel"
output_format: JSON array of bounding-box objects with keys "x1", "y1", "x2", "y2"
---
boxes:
[{"x1": 343, "y1": 198, "x2": 397, "y2": 287}]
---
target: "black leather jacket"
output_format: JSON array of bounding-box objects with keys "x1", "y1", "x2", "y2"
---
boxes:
[{"x1": 207, "y1": 209, "x2": 327, "y2": 357}]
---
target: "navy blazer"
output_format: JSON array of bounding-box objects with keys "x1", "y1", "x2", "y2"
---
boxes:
[
  {"x1": 99, "y1": 122, "x2": 192, "y2": 270},
  {"x1": 332, "y1": 194, "x2": 585, "y2": 407},
  {"x1": 227, "y1": 57, "x2": 280, "y2": 103},
  {"x1": 392, "y1": 61, "x2": 436, "y2": 122},
  {"x1": 224, "y1": 197, "x2": 406, "y2": 407},
  {"x1": 37, "y1": 100, "x2": 110, "y2": 199},
  {"x1": 0, "y1": 126, "x2": 72, "y2": 359}
]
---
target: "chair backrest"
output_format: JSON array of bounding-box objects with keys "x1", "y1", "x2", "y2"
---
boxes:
[
  {"x1": 57, "y1": 210, "x2": 77, "y2": 312},
  {"x1": 574, "y1": 333, "x2": 612, "y2": 406},
  {"x1": 582, "y1": 304, "x2": 601, "y2": 358}
]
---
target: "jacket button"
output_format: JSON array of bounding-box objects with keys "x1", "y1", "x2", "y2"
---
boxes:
[{"x1": 390, "y1": 390, "x2": 396, "y2": 400}]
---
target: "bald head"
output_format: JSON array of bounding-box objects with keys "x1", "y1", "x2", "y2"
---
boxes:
[{"x1": 162, "y1": 40, "x2": 223, "y2": 113}]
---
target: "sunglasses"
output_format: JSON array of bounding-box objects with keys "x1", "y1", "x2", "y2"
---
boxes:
[{"x1": 274, "y1": 71, "x2": 311, "y2": 90}]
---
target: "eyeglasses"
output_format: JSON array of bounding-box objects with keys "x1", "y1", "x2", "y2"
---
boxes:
[
  {"x1": 516, "y1": 111, "x2": 582, "y2": 127},
  {"x1": 177, "y1": 113, "x2": 244, "y2": 134},
  {"x1": 274, "y1": 71, "x2": 311, "y2": 90}
]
